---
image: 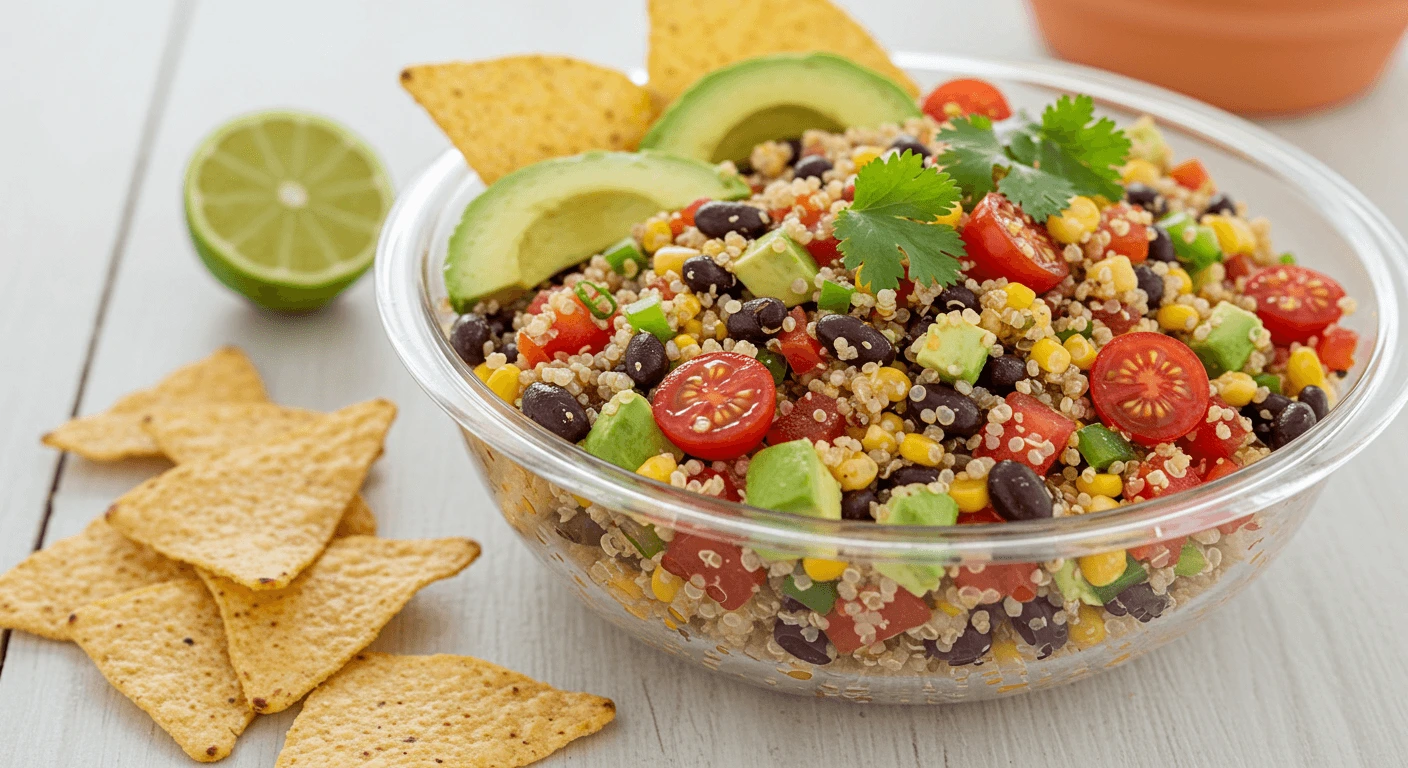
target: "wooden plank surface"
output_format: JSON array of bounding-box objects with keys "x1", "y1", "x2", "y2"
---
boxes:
[{"x1": 0, "y1": 1, "x2": 1405, "y2": 766}]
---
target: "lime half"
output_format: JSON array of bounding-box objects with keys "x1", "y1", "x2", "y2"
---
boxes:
[{"x1": 184, "y1": 111, "x2": 394, "y2": 311}]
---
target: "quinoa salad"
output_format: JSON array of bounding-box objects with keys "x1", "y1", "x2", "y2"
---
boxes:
[{"x1": 441, "y1": 77, "x2": 1358, "y2": 673}]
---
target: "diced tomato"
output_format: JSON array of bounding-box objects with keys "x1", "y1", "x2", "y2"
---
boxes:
[
  {"x1": 1128, "y1": 537, "x2": 1187, "y2": 569},
  {"x1": 824, "y1": 590, "x2": 932, "y2": 655},
  {"x1": 1127, "y1": 452, "x2": 1203, "y2": 503},
  {"x1": 681, "y1": 197, "x2": 709, "y2": 228},
  {"x1": 1201, "y1": 457, "x2": 1239, "y2": 482},
  {"x1": 1224, "y1": 254, "x2": 1255, "y2": 281},
  {"x1": 1244, "y1": 265, "x2": 1345, "y2": 344},
  {"x1": 1090, "y1": 332, "x2": 1210, "y2": 446},
  {"x1": 1091, "y1": 302, "x2": 1141, "y2": 334},
  {"x1": 526, "y1": 289, "x2": 553, "y2": 315},
  {"x1": 645, "y1": 275, "x2": 676, "y2": 300},
  {"x1": 517, "y1": 294, "x2": 613, "y2": 365},
  {"x1": 1316, "y1": 325, "x2": 1358, "y2": 372},
  {"x1": 1098, "y1": 203, "x2": 1149, "y2": 263},
  {"x1": 974, "y1": 392, "x2": 1076, "y2": 474},
  {"x1": 921, "y1": 78, "x2": 1012, "y2": 121},
  {"x1": 962, "y1": 192, "x2": 1069, "y2": 293},
  {"x1": 691, "y1": 468, "x2": 744, "y2": 502},
  {"x1": 806, "y1": 236, "x2": 842, "y2": 267},
  {"x1": 767, "y1": 392, "x2": 846, "y2": 445},
  {"x1": 516, "y1": 332, "x2": 549, "y2": 368},
  {"x1": 958, "y1": 507, "x2": 1005, "y2": 525},
  {"x1": 778, "y1": 307, "x2": 827, "y2": 373},
  {"x1": 955, "y1": 561, "x2": 1040, "y2": 603},
  {"x1": 1169, "y1": 158, "x2": 1211, "y2": 190},
  {"x1": 669, "y1": 213, "x2": 685, "y2": 237},
  {"x1": 661, "y1": 533, "x2": 765, "y2": 610},
  {"x1": 652, "y1": 352, "x2": 777, "y2": 461},
  {"x1": 1178, "y1": 397, "x2": 1252, "y2": 462}
]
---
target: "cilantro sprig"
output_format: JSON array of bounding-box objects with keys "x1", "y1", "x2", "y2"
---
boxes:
[
  {"x1": 937, "y1": 94, "x2": 1130, "y2": 221},
  {"x1": 833, "y1": 150, "x2": 966, "y2": 293}
]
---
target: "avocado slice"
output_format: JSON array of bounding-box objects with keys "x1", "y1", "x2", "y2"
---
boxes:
[
  {"x1": 580, "y1": 391, "x2": 681, "y2": 472},
  {"x1": 444, "y1": 151, "x2": 748, "y2": 311},
  {"x1": 732, "y1": 230, "x2": 819, "y2": 307},
  {"x1": 1053, "y1": 559, "x2": 1102, "y2": 606},
  {"x1": 639, "y1": 53, "x2": 922, "y2": 164},
  {"x1": 1190, "y1": 301, "x2": 1262, "y2": 377},
  {"x1": 874, "y1": 490, "x2": 959, "y2": 596}
]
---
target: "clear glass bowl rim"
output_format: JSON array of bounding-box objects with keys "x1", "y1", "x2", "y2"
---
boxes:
[{"x1": 376, "y1": 51, "x2": 1408, "y2": 564}]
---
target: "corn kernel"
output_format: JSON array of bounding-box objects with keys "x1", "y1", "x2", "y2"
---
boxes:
[
  {"x1": 1005, "y1": 282, "x2": 1036, "y2": 310},
  {"x1": 485, "y1": 364, "x2": 522, "y2": 402},
  {"x1": 851, "y1": 145, "x2": 883, "y2": 168},
  {"x1": 803, "y1": 557, "x2": 849, "y2": 582},
  {"x1": 651, "y1": 567, "x2": 683, "y2": 602},
  {"x1": 652, "y1": 245, "x2": 692, "y2": 276},
  {"x1": 879, "y1": 413, "x2": 905, "y2": 433},
  {"x1": 1069, "y1": 604, "x2": 1107, "y2": 648},
  {"x1": 682, "y1": 318, "x2": 704, "y2": 338},
  {"x1": 1205, "y1": 214, "x2": 1256, "y2": 255},
  {"x1": 870, "y1": 366, "x2": 912, "y2": 403},
  {"x1": 1157, "y1": 303, "x2": 1199, "y2": 332},
  {"x1": 1076, "y1": 473, "x2": 1123, "y2": 498},
  {"x1": 934, "y1": 201, "x2": 963, "y2": 227},
  {"x1": 1093, "y1": 254, "x2": 1138, "y2": 293},
  {"x1": 672, "y1": 334, "x2": 698, "y2": 351},
  {"x1": 674, "y1": 293, "x2": 702, "y2": 322},
  {"x1": 1215, "y1": 371, "x2": 1258, "y2": 407},
  {"x1": 1046, "y1": 196, "x2": 1101, "y2": 244},
  {"x1": 936, "y1": 600, "x2": 963, "y2": 617},
  {"x1": 473, "y1": 363, "x2": 492, "y2": 382},
  {"x1": 1064, "y1": 334, "x2": 1097, "y2": 369},
  {"x1": 899, "y1": 433, "x2": 943, "y2": 467},
  {"x1": 1121, "y1": 158, "x2": 1161, "y2": 185},
  {"x1": 1079, "y1": 550, "x2": 1128, "y2": 587},
  {"x1": 642, "y1": 219, "x2": 673, "y2": 253},
  {"x1": 609, "y1": 573, "x2": 644, "y2": 601},
  {"x1": 949, "y1": 477, "x2": 990, "y2": 513},
  {"x1": 1168, "y1": 266, "x2": 1193, "y2": 294},
  {"x1": 834, "y1": 453, "x2": 879, "y2": 491},
  {"x1": 1030, "y1": 337, "x2": 1072, "y2": 374},
  {"x1": 636, "y1": 454, "x2": 678, "y2": 483},
  {"x1": 1086, "y1": 494, "x2": 1121, "y2": 513},
  {"x1": 992, "y1": 636, "x2": 1023, "y2": 665},
  {"x1": 1286, "y1": 346, "x2": 1327, "y2": 395},
  {"x1": 862, "y1": 424, "x2": 898, "y2": 453}
]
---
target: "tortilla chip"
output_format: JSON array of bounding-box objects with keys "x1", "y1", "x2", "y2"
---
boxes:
[
  {"x1": 275, "y1": 653, "x2": 615, "y2": 768},
  {"x1": 106, "y1": 399, "x2": 396, "y2": 590},
  {"x1": 0, "y1": 518, "x2": 190, "y2": 640},
  {"x1": 42, "y1": 347, "x2": 267, "y2": 461},
  {"x1": 400, "y1": 55, "x2": 653, "y2": 183},
  {"x1": 646, "y1": 0, "x2": 919, "y2": 108},
  {"x1": 199, "y1": 536, "x2": 480, "y2": 714},
  {"x1": 69, "y1": 580, "x2": 254, "y2": 762},
  {"x1": 334, "y1": 496, "x2": 379, "y2": 538}
]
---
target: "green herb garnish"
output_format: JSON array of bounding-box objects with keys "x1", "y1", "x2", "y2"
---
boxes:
[
  {"x1": 833, "y1": 150, "x2": 967, "y2": 293},
  {"x1": 574, "y1": 281, "x2": 617, "y2": 319}
]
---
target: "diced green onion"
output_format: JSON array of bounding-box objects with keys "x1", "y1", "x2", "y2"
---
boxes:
[{"x1": 574, "y1": 281, "x2": 616, "y2": 319}]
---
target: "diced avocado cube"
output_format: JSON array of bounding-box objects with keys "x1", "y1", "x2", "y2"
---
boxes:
[
  {"x1": 1158, "y1": 212, "x2": 1222, "y2": 273},
  {"x1": 1054, "y1": 559, "x2": 1102, "y2": 606},
  {"x1": 580, "y1": 391, "x2": 681, "y2": 471},
  {"x1": 1174, "y1": 543, "x2": 1207, "y2": 577},
  {"x1": 623, "y1": 295, "x2": 673, "y2": 341},
  {"x1": 1279, "y1": 252, "x2": 1296, "y2": 265},
  {"x1": 1090, "y1": 555, "x2": 1148, "y2": 604},
  {"x1": 817, "y1": 280, "x2": 856, "y2": 313},
  {"x1": 731, "y1": 230, "x2": 819, "y2": 308},
  {"x1": 1127, "y1": 116, "x2": 1169, "y2": 166},
  {"x1": 755, "y1": 349, "x2": 787, "y2": 385},
  {"x1": 914, "y1": 315, "x2": 991, "y2": 385},
  {"x1": 783, "y1": 575, "x2": 837, "y2": 614},
  {"x1": 603, "y1": 237, "x2": 646, "y2": 275},
  {"x1": 745, "y1": 439, "x2": 842, "y2": 520},
  {"x1": 1076, "y1": 424, "x2": 1138, "y2": 471},
  {"x1": 1254, "y1": 373, "x2": 1282, "y2": 395},
  {"x1": 618, "y1": 517, "x2": 665, "y2": 558},
  {"x1": 1191, "y1": 301, "x2": 1263, "y2": 377},
  {"x1": 874, "y1": 490, "x2": 958, "y2": 596}
]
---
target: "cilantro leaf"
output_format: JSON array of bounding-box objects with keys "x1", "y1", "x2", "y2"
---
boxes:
[
  {"x1": 834, "y1": 151, "x2": 966, "y2": 293},
  {"x1": 1038, "y1": 95, "x2": 1130, "y2": 201},
  {"x1": 997, "y1": 163, "x2": 1076, "y2": 221},
  {"x1": 934, "y1": 115, "x2": 1005, "y2": 199}
]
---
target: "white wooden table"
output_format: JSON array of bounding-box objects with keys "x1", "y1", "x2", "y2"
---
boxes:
[{"x1": 2, "y1": 2, "x2": 1406, "y2": 765}]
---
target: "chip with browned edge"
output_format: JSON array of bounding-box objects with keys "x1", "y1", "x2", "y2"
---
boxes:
[
  {"x1": 0, "y1": 518, "x2": 189, "y2": 640},
  {"x1": 276, "y1": 653, "x2": 615, "y2": 768},
  {"x1": 646, "y1": 0, "x2": 919, "y2": 108},
  {"x1": 106, "y1": 399, "x2": 396, "y2": 590},
  {"x1": 199, "y1": 535, "x2": 480, "y2": 714},
  {"x1": 70, "y1": 580, "x2": 254, "y2": 762},
  {"x1": 400, "y1": 55, "x2": 653, "y2": 184},
  {"x1": 42, "y1": 347, "x2": 267, "y2": 462}
]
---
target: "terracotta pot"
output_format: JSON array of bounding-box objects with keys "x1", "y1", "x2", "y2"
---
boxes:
[{"x1": 1028, "y1": 0, "x2": 1408, "y2": 114}]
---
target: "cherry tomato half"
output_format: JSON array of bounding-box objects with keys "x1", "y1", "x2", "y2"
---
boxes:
[
  {"x1": 1098, "y1": 203, "x2": 1149, "y2": 263},
  {"x1": 922, "y1": 78, "x2": 1012, "y2": 121},
  {"x1": 1244, "y1": 265, "x2": 1345, "y2": 344},
  {"x1": 1090, "y1": 332, "x2": 1211, "y2": 446},
  {"x1": 962, "y1": 193, "x2": 1068, "y2": 293},
  {"x1": 651, "y1": 351, "x2": 777, "y2": 460}
]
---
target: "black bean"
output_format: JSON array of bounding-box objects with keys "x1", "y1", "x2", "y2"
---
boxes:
[
  {"x1": 904, "y1": 313, "x2": 936, "y2": 353},
  {"x1": 794, "y1": 155, "x2": 833, "y2": 180},
  {"x1": 988, "y1": 460, "x2": 1053, "y2": 521},
  {"x1": 1012, "y1": 597, "x2": 1068, "y2": 659},
  {"x1": 906, "y1": 383, "x2": 983, "y2": 437},
  {"x1": 1124, "y1": 182, "x2": 1164, "y2": 215},
  {"x1": 1204, "y1": 192, "x2": 1238, "y2": 216},
  {"x1": 841, "y1": 489, "x2": 877, "y2": 521},
  {"x1": 520, "y1": 383, "x2": 590, "y2": 442},
  {"x1": 725, "y1": 297, "x2": 787, "y2": 341},
  {"x1": 885, "y1": 466, "x2": 940, "y2": 488},
  {"x1": 773, "y1": 619, "x2": 832, "y2": 665},
  {"x1": 781, "y1": 596, "x2": 810, "y2": 613},
  {"x1": 1269, "y1": 400, "x2": 1317, "y2": 449},
  {"x1": 936, "y1": 285, "x2": 978, "y2": 313},
  {"x1": 502, "y1": 341, "x2": 519, "y2": 365},
  {"x1": 450, "y1": 314, "x2": 491, "y2": 365},
  {"x1": 815, "y1": 314, "x2": 895, "y2": 366},
  {"x1": 555, "y1": 513, "x2": 606, "y2": 546},
  {"x1": 623, "y1": 333, "x2": 669, "y2": 389},
  {"x1": 1243, "y1": 393, "x2": 1292, "y2": 443},
  {"x1": 1103, "y1": 582, "x2": 1169, "y2": 623},
  {"x1": 681, "y1": 255, "x2": 738, "y2": 296},
  {"x1": 1148, "y1": 225, "x2": 1177, "y2": 263},
  {"x1": 693, "y1": 201, "x2": 768, "y2": 239},
  {"x1": 1297, "y1": 385, "x2": 1329, "y2": 421},
  {"x1": 1134, "y1": 264, "x2": 1165, "y2": 309},
  {"x1": 889, "y1": 134, "x2": 931, "y2": 159},
  {"x1": 925, "y1": 621, "x2": 993, "y2": 666},
  {"x1": 978, "y1": 355, "x2": 1027, "y2": 394},
  {"x1": 785, "y1": 138, "x2": 803, "y2": 167}
]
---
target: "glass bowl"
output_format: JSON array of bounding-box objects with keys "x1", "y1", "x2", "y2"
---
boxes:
[{"x1": 376, "y1": 52, "x2": 1408, "y2": 703}]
